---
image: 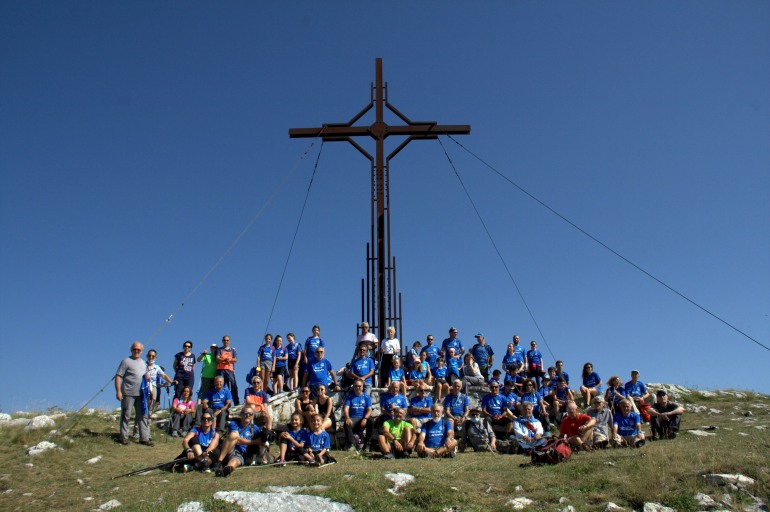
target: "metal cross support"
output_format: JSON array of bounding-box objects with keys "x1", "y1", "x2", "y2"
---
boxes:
[{"x1": 289, "y1": 58, "x2": 471, "y2": 367}]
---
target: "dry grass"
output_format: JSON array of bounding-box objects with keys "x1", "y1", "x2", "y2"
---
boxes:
[{"x1": 1, "y1": 390, "x2": 768, "y2": 512}]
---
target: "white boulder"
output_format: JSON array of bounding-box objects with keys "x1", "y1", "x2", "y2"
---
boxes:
[{"x1": 25, "y1": 415, "x2": 56, "y2": 430}]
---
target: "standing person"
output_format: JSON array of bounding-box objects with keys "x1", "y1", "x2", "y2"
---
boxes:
[
  {"x1": 526, "y1": 340, "x2": 545, "y2": 388},
  {"x1": 302, "y1": 325, "x2": 325, "y2": 385},
  {"x1": 256, "y1": 334, "x2": 274, "y2": 393},
  {"x1": 579, "y1": 362, "x2": 603, "y2": 407},
  {"x1": 648, "y1": 390, "x2": 684, "y2": 440},
  {"x1": 625, "y1": 370, "x2": 651, "y2": 422},
  {"x1": 379, "y1": 325, "x2": 400, "y2": 386},
  {"x1": 286, "y1": 333, "x2": 301, "y2": 392},
  {"x1": 470, "y1": 333, "x2": 494, "y2": 380},
  {"x1": 501, "y1": 343, "x2": 523, "y2": 376},
  {"x1": 441, "y1": 327, "x2": 464, "y2": 357},
  {"x1": 145, "y1": 349, "x2": 173, "y2": 418},
  {"x1": 115, "y1": 342, "x2": 151, "y2": 446},
  {"x1": 303, "y1": 347, "x2": 337, "y2": 396},
  {"x1": 343, "y1": 379, "x2": 372, "y2": 452},
  {"x1": 216, "y1": 335, "x2": 239, "y2": 405},
  {"x1": 511, "y1": 335, "x2": 527, "y2": 367},
  {"x1": 272, "y1": 335, "x2": 288, "y2": 395},
  {"x1": 420, "y1": 334, "x2": 441, "y2": 377},
  {"x1": 197, "y1": 343, "x2": 219, "y2": 404},
  {"x1": 348, "y1": 343, "x2": 375, "y2": 396},
  {"x1": 172, "y1": 341, "x2": 196, "y2": 400},
  {"x1": 356, "y1": 321, "x2": 379, "y2": 359}
]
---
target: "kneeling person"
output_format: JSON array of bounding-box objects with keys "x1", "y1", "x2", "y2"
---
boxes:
[
  {"x1": 417, "y1": 403, "x2": 456, "y2": 458},
  {"x1": 378, "y1": 407, "x2": 415, "y2": 459}
]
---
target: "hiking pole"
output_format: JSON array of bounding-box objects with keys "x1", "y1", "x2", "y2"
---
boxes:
[{"x1": 111, "y1": 455, "x2": 188, "y2": 479}]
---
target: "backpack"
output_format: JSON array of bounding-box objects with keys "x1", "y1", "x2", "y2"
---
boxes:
[{"x1": 531, "y1": 438, "x2": 572, "y2": 465}]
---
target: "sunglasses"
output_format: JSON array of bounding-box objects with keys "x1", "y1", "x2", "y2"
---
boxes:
[
  {"x1": 201, "y1": 417, "x2": 213, "y2": 421},
  {"x1": 241, "y1": 412, "x2": 254, "y2": 417}
]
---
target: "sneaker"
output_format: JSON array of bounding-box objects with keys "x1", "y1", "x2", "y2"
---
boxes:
[
  {"x1": 171, "y1": 431, "x2": 179, "y2": 438},
  {"x1": 278, "y1": 458, "x2": 286, "y2": 467},
  {"x1": 199, "y1": 461, "x2": 211, "y2": 473},
  {"x1": 383, "y1": 452, "x2": 395, "y2": 460},
  {"x1": 223, "y1": 466, "x2": 234, "y2": 478},
  {"x1": 181, "y1": 430, "x2": 188, "y2": 437},
  {"x1": 449, "y1": 446, "x2": 457, "y2": 458},
  {"x1": 634, "y1": 438, "x2": 645, "y2": 448}
]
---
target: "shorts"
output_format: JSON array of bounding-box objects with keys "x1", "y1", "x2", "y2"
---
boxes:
[
  {"x1": 226, "y1": 450, "x2": 245, "y2": 465},
  {"x1": 592, "y1": 430, "x2": 608, "y2": 443},
  {"x1": 288, "y1": 358, "x2": 299, "y2": 370},
  {"x1": 272, "y1": 367, "x2": 287, "y2": 379}
]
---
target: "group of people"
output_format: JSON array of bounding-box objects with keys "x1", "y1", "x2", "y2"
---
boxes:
[{"x1": 114, "y1": 326, "x2": 684, "y2": 476}]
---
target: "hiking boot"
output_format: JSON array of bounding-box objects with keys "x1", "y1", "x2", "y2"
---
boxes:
[
  {"x1": 199, "y1": 461, "x2": 211, "y2": 473},
  {"x1": 223, "y1": 466, "x2": 234, "y2": 478},
  {"x1": 634, "y1": 438, "x2": 645, "y2": 448},
  {"x1": 119, "y1": 438, "x2": 129, "y2": 445},
  {"x1": 171, "y1": 431, "x2": 179, "y2": 438},
  {"x1": 383, "y1": 452, "x2": 394, "y2": 460},
  {"x1": 141, "y1": 440, "x2": 155, "y2": 447},
  {"x1": 212, "y1": 461, "x2": 224, "y2": 476}
]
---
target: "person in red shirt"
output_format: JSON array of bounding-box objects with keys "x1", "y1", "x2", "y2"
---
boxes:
[{"x1": 559, "y1": 401, "x2": 596, "y2": 450}]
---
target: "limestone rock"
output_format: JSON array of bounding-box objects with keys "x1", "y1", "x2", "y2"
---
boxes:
[
  {"x1": 689, "y1": 430, "x2": 717, "y2": 437},
  {"x1": 508, "y1": 497, "x2": 534, "y2": 510},
  {"x1": 694, "y1": 492, "x2": 718, "y2": 509},
  {"x1": 97, "y1": 499, "x2": 122, "y2": 510},
  {"x1": 25, "y1": 415, "x2": 56, "y2": 430},
  {"x1": 213, "y1": 490, "x2": 354, "y2": 512},
  {"x1": 86, "y1": 456, "x2": 102, "y2": 464},
  {"x1": 704, "y1": 473, "x2": 755, "y2": 490},
  {"x1": 0, "y1": 413, "x2": 11, "y2": 424},
  {"x1": 643, "y1": 503, "x2": 676, "y2": 512},
  {"x1": 27, "y1": 441, "x2": 58, "y2": 456},
  {"x1": 385, "y1": 473, "x2": 415, "y2": 495},
  {"x1": 604, "y1": 504, "x2": 625, "y2": 512},
  {"x1": 177, "y1": 503, "x2": 206, "y2": 512}
]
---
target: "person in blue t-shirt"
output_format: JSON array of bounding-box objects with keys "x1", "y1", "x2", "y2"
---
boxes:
[
  {"x1": 286, "y1": 333, "x2": 301, "y2": 391},
  {"x1": 407, "y1": 358, "x2": 427, "y2": 389},
  {"x1": 278, "y1": 412, "x2": 309, "y2": 463},
  {"x1": 580, "y1": 362, "x2": 603, "y2": 408},
  {"x1": 417, "y1": 403, "x2": 456, "y2": 458},
  {"x1": 375, "y1": 381, "x2": 409, "y2": 433},
  {"x1": 526, "y1": 340, "x2": 545, "y2": 388},
  {"x1": 612, "y1": 399, "x2": 645, "y2": 448},
  {"x1": 511, "y1": 335, "x2": 527, "y2": 365},
  {"x1": 605, "y1": 375, "x2": 627, "y2": 414},
  {"x1": 202, "y1": 376, "x2": 233, "y2": 432},
  {"x1": 178, "y1": 411, "x2": 221, "y2": 473},
  {"x1": 271, "y1": 335, "x2": 288, "y2": 394},
  {"x1": 302, "y1": 325, "x2": 325, "y2": 384},
  {"x1": 519, "y1": 378, "x2": 551, "y2": 432},
  {"x1": 343, "y1": 380, "x2": 372, "y2": 451},
  {"x1": 441, "y1": 327, "x2": 465, "y2": 357},
  {"x1": 443, "y1": 379, "x2": 470, "y2": 430},
  {"x1": 212, "y1": 405, "x2": 265, "y2": 477},
  {"x1": 470, "y1": 334, "x2": 495, "y2": 380},
  {"x1": 386, "y1": 357, "x2": 407, "y2": 396},
  {"x1": 445, "y1": 347, "x2": 463, "y2": 385},
  {"x1": 624, "y1": 370, "x2": 651, "y2": 423},
  {"x1": 408, "y1": 385, "x2": 433, "y2": 430},
  {"x1": 420, "y1": 334, "x2": 441, "y2": 375},
  {"x1": 305, "y1": 414, "x2": 332, "y2": 465},
  {"x1": 555, "y1": 360, "x2": 570, "y2": 386},
  {"x1": 346, "y1": 344, "x2": 375, "y2": 395},
  {"x1": 433, "y1": 357, "x2": 450, "y2": 402},
  {"x1": 303, "y1": 347, "x2": 337, "y2": 396},
  {"x1": 256, "y1": 334, "x2": 274, "y2": 392},
  {"x1": 482, "y1": 382, "x2": 513, "y2": 436}
]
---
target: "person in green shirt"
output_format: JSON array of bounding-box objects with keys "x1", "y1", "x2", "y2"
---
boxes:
[
  {"x1": 195, "y1": 343, "x2": 218, "y2": 424},
  {"x1": 378, "y1": 407, "x2": 415, "y2": 459}
]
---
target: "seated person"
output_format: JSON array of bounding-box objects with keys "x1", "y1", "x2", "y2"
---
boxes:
[
  {"x1": 313, "y1": 384, "x2": 335, "y2": 432},
  {"x1": 559, "y1": 401, "x2": 596, "y2": 451},
  {"x1": 386, "y1": 357, "x2": 408, "y2": 396},
  {"x1": 503, "y1": 364, "x2": 525, "y2": 395},
  {"x1": 519, "y1": 379, "x2": 551, "y2": 433},
  {"x1": 406, "y1": 358, "x2": 427, "y2": 389},
  {"x1": 579, "y1": 362, "x2": 602, "y2": 408},
  {"x1": 500, "y1": 381, "x2": 521, "y2": 420},
  {"x1": 551, "y1": 377, "x2": 575, "y2": 424},
  {"x1": 612, "y1": 399, "x2": 645, "y2": 448},
  {"x1": 487, "y1": 369, "x2": 503, "y2": 389},
  {"x1": 587, "y1": 395, "x2": 613, "y2": 448},
  {"x1": 433, "y1": 357, "x2": 450, "y2": 401},
  {"x1": 625, "y1": 370, "x2": 651, "y2": 422},
  {"x1": 378, "y1": 407, "x2": 415, "y2": 459},
  {"x1": 212, "y1": 405, "x2": 266, "y2": 477},
  {"x1": 459, "y1": 408, "x2": 497, "y2": 453},
  {"x1": 482, "y1": 381, "x2": 513, "y2": 437},
  {"x1": 416, "y1": 403, "x2": 456, "y2": 458},
  {"x1": 375, "y1": 381, "x2": 409, "y2": 432},
  {"x1": 343, "y1": 379, "x2": 372, "y2": 451},
  {"x1": 244, "y1": 376, "x2": 273, "y2": 429},
  {"x1": 445, "y1": 348, "x2": 463, "y2": 385},
  {"x1": 202, "y1": 376, "x2": 233, "y2": 432},
  {"x1": 304, "y1": 414, "x2": 332, "y2": 465},
  {"x1": 604, "y1": 375, "x2": 627, "y2": 414},
  {"x1": 177, "y1": 410, "x2": 221, "y2": 472},
  {"x1": 418, "y1": 351, "x2": 433, "y2": 386},
  {"x1": 443, "y1": 379, "x2": 470, "y2": 431},
  {"x1": 461, "y1": 353, "x2": 486, "y2": 392},
  {"x1": 408, "y1": 385, "x2": 433, "y2": 431},
  {"x1": 170, "y1": 385, "x2": 195, "y2": 437},
  {"x1": 513, "y1": 401, "x2": 548, "y2": 452},
  {"x1": 278, "y1": 412, "x2": 309, "y2": 463},
  {"x1": 648, "y1": 390, "x2": 684, "y2": 440}
]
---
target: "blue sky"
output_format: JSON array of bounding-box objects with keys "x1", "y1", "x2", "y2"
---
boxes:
[{"x1": 1, "y1": 2, "x2": 768, "y2": 411}]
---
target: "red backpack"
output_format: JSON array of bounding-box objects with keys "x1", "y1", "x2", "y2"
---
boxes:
[{"x1": 531, "y1": 438, "x2": 572, "y2": 465}]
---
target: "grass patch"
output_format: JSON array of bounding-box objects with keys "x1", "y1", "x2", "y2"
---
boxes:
[{"x1": 0, "y1": 389, "x2": 768, "y2": 511}]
